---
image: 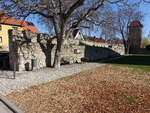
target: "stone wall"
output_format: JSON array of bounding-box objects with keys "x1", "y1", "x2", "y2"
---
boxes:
[
  {"x1": 50, "y1": 38, "x2": 85, "y2": 65},
  {"x1": 9, "y1": 30, "x2": 85, "y2": 71},
  {"x1": 8, "y1": 30, "x2": 125, "y2": 71},
  {"x1": 80, "y1": 40, "x2": 125, "y2": 55},
  {"x1": 133, "y1": 48, "x2": 150, "y2": 54},
  {"x1": 84, "y1": 46, "x2": 120, "y2": 61},
  {"x1": 9, "y1": 30, "x2": 47, "y2": 71}
]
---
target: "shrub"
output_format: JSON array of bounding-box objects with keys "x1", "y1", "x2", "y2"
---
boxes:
[
  {"x1": 146, "y1": 44, "x2": 150, "y2": 50},
  {"x1": 83, "y1": 37, "x2": 89, "y2": 41},
  {"x1": 141, "y1": 38, "x2": 150, "y2": 48}
]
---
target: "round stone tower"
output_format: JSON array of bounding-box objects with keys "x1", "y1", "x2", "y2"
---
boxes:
[{"x1": 128, "y1": 20, "x2": 143, "y2": 54}]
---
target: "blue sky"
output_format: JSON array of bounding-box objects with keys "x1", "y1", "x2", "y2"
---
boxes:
[
  {"x1": 26, "y1": 2, "x2": 150, "y2": 38},
  {"x1": 140, "y1": 2, "x2": 150, "y2": 37}
]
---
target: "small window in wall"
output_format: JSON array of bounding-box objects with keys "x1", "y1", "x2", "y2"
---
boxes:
[
  {"x1": 108, "y1": 45, "x2": 112, "y2": 48},
  {"x1": 74, "y1": 49, "x2": 81, "y2": 54},
  {"x1": 0, "y1": 25, "x2": 2, "y2": 31},
  {"x1": 27, "y1": 22, "x2": 34, "y2": 26},
  {"x1": 12, "y1": 26, "x2": 18, "y2": 30},
  {"x1": 0, "y1": 37, "x2": 2, "y2": 42}
]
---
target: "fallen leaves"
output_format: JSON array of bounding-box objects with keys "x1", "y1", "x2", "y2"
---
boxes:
[{"x1": 6, "y1": 65, "x2": 150, "y2": 113}]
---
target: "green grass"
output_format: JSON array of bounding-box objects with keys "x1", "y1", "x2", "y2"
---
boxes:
[
  {"x1": 104, "y1": 54, "x2": 150, "y2": 72},
  {"x1": 144, "y1": 79, "x2": 150, "y2": 83},
  {"x1": 123, "y1": 95, "x2": 137, "y2": 103}
]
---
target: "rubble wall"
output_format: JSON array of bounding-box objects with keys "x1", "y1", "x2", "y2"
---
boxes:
[
  {"x1": 8, "y1": 30, "x2": 125, "y2": 71},
  {"x1": 9, "y1": 30, "x2": 48, "y2": 71},
  {"x1": 84, "y1": 46, "x2": 120, "y2": 61},
  {"x1": 8, "y1": 30, "x2": 85, "y2": 71}
]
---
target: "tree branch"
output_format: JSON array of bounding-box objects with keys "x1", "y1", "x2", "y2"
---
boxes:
[
  {"x1": 143, "y1": 0, "x2": 150, "y2": 3},
  {"x1": 72, "y1": 0, "x2": 105, "y2": 28},
  {"x1": 65, "y1": 0, "x2": 85, "y2": 20}
]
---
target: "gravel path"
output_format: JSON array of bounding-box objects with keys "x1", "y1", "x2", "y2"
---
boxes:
[{"x1": 0, "y1": 63, "x2": 104, "y2": 96}]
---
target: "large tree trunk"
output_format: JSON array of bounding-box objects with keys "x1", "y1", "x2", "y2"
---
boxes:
[
  {"x1": 52, "y1": 11, "x2": 67, "y2": 68},
  {"x1": 53, "y1": 38, "x2": 64, "y2": 68}
]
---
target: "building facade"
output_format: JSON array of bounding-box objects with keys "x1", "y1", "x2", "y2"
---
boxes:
[{"x1": 0, "y1": 11, "x2": 40, "y2": 51}]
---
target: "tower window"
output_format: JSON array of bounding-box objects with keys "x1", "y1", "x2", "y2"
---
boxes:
[
  {"x1": 0, "y1": 37, "x2": 2, "y2": 42},
  {"x1": 12, "y1": 27, "x2": 18, "y2": 30},
  {"x1": 0, "y1": 25, "x2": 2, "y2": 31}
]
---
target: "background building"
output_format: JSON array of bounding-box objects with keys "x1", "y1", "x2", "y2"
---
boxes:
[
  {"x1": 0, "y1": 11, "x2": 40, "y2": 51},
  {"x1": 128, "y1": 20, "x2": 143, "y2": 53}
]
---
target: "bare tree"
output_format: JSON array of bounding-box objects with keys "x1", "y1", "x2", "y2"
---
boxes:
[
  {"x1": 0, "y1": 0, "x2": 122, "y2": 68},
  {"x1": 99, "y1": 1, "x2": 143, "y2": 54},
  {"x1": 100, "y1": 7, "x2": 118, "y2": 39},
  {"x1": 118, "y1": 2, "x2": 143, "y2": 53}
]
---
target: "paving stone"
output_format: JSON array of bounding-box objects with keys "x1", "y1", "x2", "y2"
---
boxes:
[
  {"x1": 0, "y1": 101, "x2": 13, "y2": 113},
  {"x1": 0, "y1": 63, "x2": 104, "y2": 96}
]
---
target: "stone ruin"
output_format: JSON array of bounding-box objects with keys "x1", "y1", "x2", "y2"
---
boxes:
[
  {"x1": 8, "y1": 30, "x2": 85, "y2": 71},
  {"x1": 8, "y1": 30, "x2": 125, "y2": 71},
  {"x1": 9, "y1": 30, "x2": 47, "y2": 71}
]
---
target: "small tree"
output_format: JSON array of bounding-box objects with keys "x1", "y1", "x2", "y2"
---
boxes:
[{"x1": 141, "y1": 37, "x2": 150, "y2": 48}]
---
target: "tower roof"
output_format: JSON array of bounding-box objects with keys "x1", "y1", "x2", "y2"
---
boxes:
[{"x1": 129, "y1": 20, "x2": 143, "y2": 28}]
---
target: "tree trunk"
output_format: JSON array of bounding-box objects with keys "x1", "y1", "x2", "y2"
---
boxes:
[
  {"x1": 121, "y1": 31, "x2": 129, "y2": 54},
  {"x1": 52, "y1": 13, "x2": 66, "y2": 68},
  {"x1": 122, "y1": 38, "x2": 128, "y2": 54},
  {"x1": 124, "y1": 45, "x2": 128, "y2": 54},
  {"x1": 53, "y1": 38, "x2": 63, "y2": 68}
]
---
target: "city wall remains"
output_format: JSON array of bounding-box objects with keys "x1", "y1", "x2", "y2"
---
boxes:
[{"x1": 8, "y1": 30, "x2": 125, "y2": 71}]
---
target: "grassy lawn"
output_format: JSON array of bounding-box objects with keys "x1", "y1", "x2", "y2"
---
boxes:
[
  {"x1": 7, "y1": 65, "x2": 150, "y2": 113},
  {"x1": 104, "y1": 54, "x2": 150, "y2": 72}
]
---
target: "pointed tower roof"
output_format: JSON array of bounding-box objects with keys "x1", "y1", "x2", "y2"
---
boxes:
[{"x1": 129, "y1": 20, "x2": 143, "y2": 28}]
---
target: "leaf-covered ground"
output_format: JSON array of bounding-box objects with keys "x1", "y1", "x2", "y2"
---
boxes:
[{"x1": 7, "y1": 65, "x2": 150, "y2": 113}]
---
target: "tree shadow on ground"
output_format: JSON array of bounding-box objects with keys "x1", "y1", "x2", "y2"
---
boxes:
[{"x1": 104, "y1": 55, "x2": 150, "y2": 66}]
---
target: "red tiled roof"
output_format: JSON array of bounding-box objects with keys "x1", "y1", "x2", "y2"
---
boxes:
[
  {"x1": 22, "y1": 21, "x2": 40, "y2": 34},
  {"x1": 0, "y1": 11, "x2": 40, "y2": 34},
  {"x1": 129, "y1": 20, "x2": 143, "y2": 27},
  {"x1": 88, "y1": 37, "x2": 106, "y2": 43},
  {"x1": 0, "y1": 11, "x2": 12, "y2": 20},
  {"x1": 0, "y1": 11, "x2": 8, "y2": 16},
  {"x1": 0, "y1": 18, "x2": 25, "y2": 26}
]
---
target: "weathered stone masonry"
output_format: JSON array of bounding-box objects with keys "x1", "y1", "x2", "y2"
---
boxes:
[
  {"x1": 9, "y1": 30, "x2": 47, "y2": 71},
  {"x1": 80, "y1": 40, "x2": 124, "y2": 61},
  {"x1": 9, "y1": 30, "x2": 125, "y2": 71},
  {"x1": 9, "y1": 30, "x2": 85, "y2": 71}
]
